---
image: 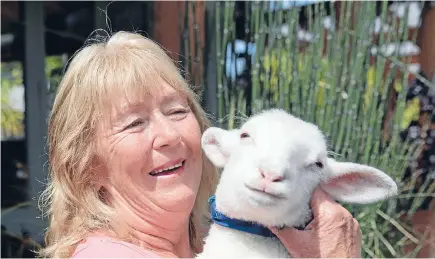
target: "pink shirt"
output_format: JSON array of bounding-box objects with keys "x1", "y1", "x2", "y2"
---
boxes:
[{"x1": 71, "y1": 236, "x2": 160, "y2": 258}]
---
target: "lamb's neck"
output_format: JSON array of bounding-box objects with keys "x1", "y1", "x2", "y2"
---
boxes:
[{"x1": 210, "y1": 223, "x2": 274, "y2": 241}]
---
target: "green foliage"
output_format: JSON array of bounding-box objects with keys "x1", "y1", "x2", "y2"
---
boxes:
[
  {"x1": 45, "y1": 55, "x2": 65, "y2": 109},
  {"x1": 45, "y1": 56, "x2": 64, "y2": 80},
  {"x1": 214, "y1": 1, "x2": 433, "y2": 257},
  {"x1": 1, "y1": 62, "x2": 25, "y2": 139},
  {"x1": 1, "y1": 56, "x2": 64, "y2": 139}
]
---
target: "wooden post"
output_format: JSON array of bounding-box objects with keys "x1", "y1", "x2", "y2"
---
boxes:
[
  {"x1": 152, "y1": 1, "x2": 182, "y2": 61},
  {"x1": 418, "y1": 6, "x2": 435, "y2": 80}
]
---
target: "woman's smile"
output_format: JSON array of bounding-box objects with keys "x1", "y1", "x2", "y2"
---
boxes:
[{"x1": 148, "y1": 159, "x2": 186, "y2": 178}]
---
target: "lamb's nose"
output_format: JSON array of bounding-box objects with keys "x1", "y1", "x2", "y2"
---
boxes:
[{"x1": 259, "y1": 168, "x2": 283, "y2": 182}]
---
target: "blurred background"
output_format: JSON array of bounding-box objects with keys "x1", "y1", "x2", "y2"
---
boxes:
[{"x1": 1, "y1": 0, "x2": 434, "y2": 258}]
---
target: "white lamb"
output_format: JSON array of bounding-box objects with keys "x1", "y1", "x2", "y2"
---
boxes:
[{"x1": 197, "y1": 108, "x2": 398, "y2": 258}]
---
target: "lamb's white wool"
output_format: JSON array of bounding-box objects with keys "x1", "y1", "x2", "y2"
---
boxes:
[{"x1": 198, "y1": 109, "x2": 398, "y2": 258}]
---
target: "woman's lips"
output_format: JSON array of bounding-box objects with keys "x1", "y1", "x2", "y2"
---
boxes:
[{"x1": 149, "y1": 160, "x2": 186, "y2": 177}]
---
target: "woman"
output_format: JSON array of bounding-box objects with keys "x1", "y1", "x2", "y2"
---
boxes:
[{"x1": 38, "y1": 31, "x2": 361, "y2": 258}]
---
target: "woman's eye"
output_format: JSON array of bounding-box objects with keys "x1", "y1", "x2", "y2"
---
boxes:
[
  {"x1": 125, "y1": 120, "x2": 143, "y2": 129},
  {"x1": 169, "y1": 108, "x2": 189, "y2": 119},
  {"x1": 172, "y1": 109, "x2": 187, "y2": 115}
]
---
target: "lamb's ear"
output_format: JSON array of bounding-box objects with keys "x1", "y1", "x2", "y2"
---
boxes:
[
  {"x1": 201, "y1": 127, "x2": 237, "y2": 168},
  {"x1": 320, "y1": 158, "x2": 398, "y2": 204}
]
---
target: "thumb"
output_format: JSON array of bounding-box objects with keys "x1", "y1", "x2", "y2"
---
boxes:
[
  {"x1": 269, "y1": 227, "x2": 311, "y2": 256},
  {"x1": 310, "y1": 186, "x2": 337, "y2": 216}
]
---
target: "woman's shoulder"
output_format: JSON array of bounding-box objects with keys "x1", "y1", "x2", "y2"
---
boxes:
[{"x1": 71, "y1": 235, "x2": 159, "y2": 258}]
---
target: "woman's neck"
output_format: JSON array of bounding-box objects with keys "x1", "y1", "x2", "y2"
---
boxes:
[
  {"x1": 128, "y1": 220, "x2": 193, "y2": 258},
  {"x1": 107, "y1": 190, "x2": 194, "y2": 257}
]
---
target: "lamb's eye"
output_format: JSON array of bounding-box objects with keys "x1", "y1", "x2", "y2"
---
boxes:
[
  {"x1": 240, "y1": 132, "x2": 250, "y2": 138},
  {"x1": 315, "y1": 161, "x2": 324, "y2": 168}
]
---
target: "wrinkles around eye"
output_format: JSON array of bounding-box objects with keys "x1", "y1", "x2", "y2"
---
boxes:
[
  {"x1": 124, "y1": 119, "x2": 145, "y2": 130},
  {"x1": 114, "y1": 105, "x2": 191, "y2": 133},
  {"x1": 113, "y1": 115, "x2": 147, "y2": 133},
  {"x1": 167, "y1": 107, "x2": 190, "y2": 120}
]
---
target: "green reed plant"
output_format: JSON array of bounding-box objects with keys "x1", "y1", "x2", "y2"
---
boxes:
[{"x1": 212, "y1": 1, "x2": 433, "y2": 258}]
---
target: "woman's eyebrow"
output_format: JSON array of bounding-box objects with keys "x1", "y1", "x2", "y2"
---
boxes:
[
  {"x1": 112, "y1": 92, "x2": 187, "y2": 120},
  {"x1": 161, "y1": 92, "x2": 188, "y2": 106},
  {"x1": 112, "y1": 103, "x2": 144, "y2": 121}
]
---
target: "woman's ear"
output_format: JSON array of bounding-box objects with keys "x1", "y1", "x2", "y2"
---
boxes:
[
  {"x1": 320, "y1": 158, "x2": 398, "y2": 204},
  {"x1": 201, "y1": 127, "x2": 238, "y2": 168}
]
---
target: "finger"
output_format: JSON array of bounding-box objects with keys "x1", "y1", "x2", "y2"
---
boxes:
[
  {"x1": 302, "y1": 217, "x2": 316, "y2": 230},
  {"x1": 269, "y1": 227, "x2": 310, "y2": 255},
  {"x1": 354, "y1": 219, "x2": 363, "y2": 258},
  {"x1": 270, "y1": 226, "x2": 297, "y2": 235},
  {"x1": 354, "y1": 218, "x2": 362, "y2": 242},
  {"x1": 269, "y1": 226, "x2": 305, "y2": 238},
  {"x1": 310, "y1": 187, "x2": 337, "y2": 214}
]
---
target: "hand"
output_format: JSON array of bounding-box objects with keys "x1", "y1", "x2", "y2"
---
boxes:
[{"x1": 270, "y1": 187, "x2": 362, "y2": 258}]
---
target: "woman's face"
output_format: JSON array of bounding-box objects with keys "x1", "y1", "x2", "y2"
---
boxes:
[{"x1": 96, "y1": 80, "x2": 203, "y2": 221}]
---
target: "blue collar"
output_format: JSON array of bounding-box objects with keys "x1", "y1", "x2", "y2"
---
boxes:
[{"x1": 208, "y1": 195, "x2": 277, "y2": 238}]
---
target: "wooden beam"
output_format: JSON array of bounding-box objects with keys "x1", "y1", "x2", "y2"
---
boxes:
[
  {"x1": 152, "y1": 1, "x2": 182, "y2": 61},
  {"x1": 418, "y1": 6, "x2": 435, "y2": 80}
]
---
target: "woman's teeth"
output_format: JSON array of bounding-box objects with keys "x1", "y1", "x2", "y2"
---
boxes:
[{"x1": 149, "y1": 162, "x2": 183, "y2": 176}]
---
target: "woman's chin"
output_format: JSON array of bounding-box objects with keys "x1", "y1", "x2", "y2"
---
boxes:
[{"x1": 156, "y1": 189, "x2": 197, "y2": 213}]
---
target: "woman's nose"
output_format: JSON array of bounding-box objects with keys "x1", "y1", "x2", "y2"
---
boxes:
[{"x1": 152, "y1": 116, "x2": 182, "y2": 149}]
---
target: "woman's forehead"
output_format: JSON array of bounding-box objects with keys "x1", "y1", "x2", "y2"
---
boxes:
[{"x1": 105, "y1": 85, "x2": 188, "y2": 117}]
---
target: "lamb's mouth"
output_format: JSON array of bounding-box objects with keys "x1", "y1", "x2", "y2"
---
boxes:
[{"x1": 244, "y1": 183, "x2": 285, "y2": 199}]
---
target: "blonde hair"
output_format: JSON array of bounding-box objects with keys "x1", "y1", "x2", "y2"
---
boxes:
[{"x1": 38, "y1": 31, "x2": 219, "y2": 258}]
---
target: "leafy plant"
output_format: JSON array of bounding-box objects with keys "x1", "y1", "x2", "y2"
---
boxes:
[
  {"x1": 211, "y1": 1, "x2": 433, "y2": 258},
  {"x1": 1, "y1": 56, "x2": 64, "y2": 140},
  {"x1": 1, "y1": 62, "x2": 25, "y2": 139}
]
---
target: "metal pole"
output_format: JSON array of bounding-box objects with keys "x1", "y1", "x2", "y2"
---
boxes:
[
  {"x1": 23, "y1": 0, "x2": 48, "y2": 243},
  {"x1": 1, "y1": 0, "x2": 47, "y2": 245}
]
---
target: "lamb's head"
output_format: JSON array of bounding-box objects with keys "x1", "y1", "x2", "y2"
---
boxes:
[{"x1": 202, "y1": 109, "x2": 398, "y2": 228}]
